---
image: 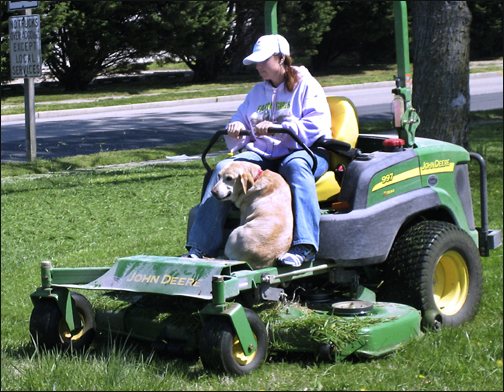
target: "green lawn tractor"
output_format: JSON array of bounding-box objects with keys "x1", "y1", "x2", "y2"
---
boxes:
[{"x1": 29, "y1": 1, "x2": 501, "y2": 376}]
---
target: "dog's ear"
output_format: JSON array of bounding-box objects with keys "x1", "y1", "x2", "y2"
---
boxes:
[{"x1": 240, "y1": 170, "x2": 254, "y2": 194}]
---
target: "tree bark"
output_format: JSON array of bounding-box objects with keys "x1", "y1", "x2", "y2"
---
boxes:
[{"x1": 411, "y1": 1, "x2": 472, "y2": 148}]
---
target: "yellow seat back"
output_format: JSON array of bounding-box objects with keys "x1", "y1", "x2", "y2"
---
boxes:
[{"x1": 316, "y1": 96, "x2": 359, "y2": 202}]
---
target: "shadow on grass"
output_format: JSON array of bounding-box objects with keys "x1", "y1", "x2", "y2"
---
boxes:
[
  {"x1": 2, "y1": 342, "x2": 37, "y2": 359},
  {"x1": 1, "y1": 163, "x2": 205, "y2": 196},
  {"x1": 91, "y1": 331, "x2": 208, "y2": 380}
]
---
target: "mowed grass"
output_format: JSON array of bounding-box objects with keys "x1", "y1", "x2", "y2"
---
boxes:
[{"x1": 1, "y1": 113, "x2": 502, "y2": 391}]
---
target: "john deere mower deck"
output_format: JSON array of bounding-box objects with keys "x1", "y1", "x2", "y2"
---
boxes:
[{"x1": 30, "y1": 256, "x2": 422, "y2": 375}]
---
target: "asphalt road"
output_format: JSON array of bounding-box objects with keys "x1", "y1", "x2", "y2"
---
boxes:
[{"x1": 1, "y1": 72, "x2": 502, "y2": 162}]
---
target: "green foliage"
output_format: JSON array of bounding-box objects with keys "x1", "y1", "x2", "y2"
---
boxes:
[
  {"x1": 39, "y1": 1, "x2": 153, "y2": 90},
  {"x1": 147, "y1": 1, "x2": 232, "y2": 83},
  {"x1": 278, "y1": 1, "x2": 336, "y2": 58},
  {"x1": 310, "y1": 1, "x2": 396, "y2": 71},
  {"x1": 468, "y1": 1, "x2": 503, "y2": 59},
  {"x1": 0, "y1": 1, "x2": 11, "y2": 84}
]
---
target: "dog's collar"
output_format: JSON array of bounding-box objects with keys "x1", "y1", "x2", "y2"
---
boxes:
[{"x1": 254, "y1": 169, "x2": 264, "y2": 182}]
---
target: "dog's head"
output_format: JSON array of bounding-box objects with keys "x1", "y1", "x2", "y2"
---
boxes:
[{"x1": 211, "y1": 161, "x2": 262, "y2": 203}]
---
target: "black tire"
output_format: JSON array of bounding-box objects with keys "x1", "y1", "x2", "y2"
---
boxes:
[
  {"x1": 30, "y1": 291, "x2": 96, "y2": 351},
  {"x1": 380, "y1": 221, "x2": 483, "y2": 327},
  {"x1": 317, "y1": 343, "x2": 336, "y2": 362},
  {"x1": 199, "y1": 308, "x2": 267, "y2": 375}
]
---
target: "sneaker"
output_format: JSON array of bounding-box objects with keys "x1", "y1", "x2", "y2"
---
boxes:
[
  {"x1": 278, "y1": 244, "x2": 316, "y2": 267},
  {"x1": 180, "y1": 247, "x2": 205, "y2": 259}
]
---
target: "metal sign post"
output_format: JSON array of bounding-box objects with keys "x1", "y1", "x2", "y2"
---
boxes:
[{"x1": 8, "y1": 3, "x2": 41, "y2": 161}]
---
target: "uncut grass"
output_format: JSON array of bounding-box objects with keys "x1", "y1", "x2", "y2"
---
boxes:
[{"x1": 1, "y1": 116, "x2": 502, "y2": 391}]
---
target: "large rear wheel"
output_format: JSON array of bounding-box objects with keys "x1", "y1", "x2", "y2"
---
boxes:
[{"x1": 380, "y1": 221, "x2": 482, "y2": 327}]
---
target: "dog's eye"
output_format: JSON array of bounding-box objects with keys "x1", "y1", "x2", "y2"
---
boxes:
[{"x1": 225, "y1": 175, "x2": 233, "y2": 182}]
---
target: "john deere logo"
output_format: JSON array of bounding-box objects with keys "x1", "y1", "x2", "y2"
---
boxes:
[
  {"x1": 421, "y1": 159, "x2": 450, "y2": 171},
  {"x1": 420, "y1": 159, "x2": 455, "y2": 175},
  {"x1": 125, "y1": 272, "x2": 200, "y2": 287}
]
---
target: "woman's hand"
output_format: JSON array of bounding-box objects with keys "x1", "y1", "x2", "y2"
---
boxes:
[
  {"x1": 227, "y1": 121, "x2": 245, "y2": 139},
  {"x1": 254, "y1": 121, "x2": 273, "y2": 136}
]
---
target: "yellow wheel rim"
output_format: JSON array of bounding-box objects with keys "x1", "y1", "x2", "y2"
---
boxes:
[
  {"x1": 433, "y1": 250, "x2": 469, "y2": 316},
  {"x1": 232, "y1": 334, "x2": 257, "y2": 366},
  {"x1": 59, "y1": 313, "x2": 85, "y2": 342}
]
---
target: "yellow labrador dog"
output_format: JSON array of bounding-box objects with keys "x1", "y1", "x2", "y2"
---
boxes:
[{"x1": 211, "y1": 161, "x2": 293, "y2": 269}]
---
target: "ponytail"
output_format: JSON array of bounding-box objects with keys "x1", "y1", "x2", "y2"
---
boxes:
[
  {"x1": 273, "y1": 54, "x2": 298, "y2": 92},
  {"x1": 282, "y1": 56, "x2": 298, "y2": 93}
]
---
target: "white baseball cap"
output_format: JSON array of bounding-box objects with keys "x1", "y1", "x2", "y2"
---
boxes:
[{"x1": 243, "y1": 34, "x2": 290, "y2": 65}]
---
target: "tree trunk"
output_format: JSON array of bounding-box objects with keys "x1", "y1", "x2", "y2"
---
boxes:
[{"x1": 411, "y1": 1, "x2": 472, "y2": 148}]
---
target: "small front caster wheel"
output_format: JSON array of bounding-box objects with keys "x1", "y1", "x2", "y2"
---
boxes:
[
  {"x1": 30, "y1": 291, "x2": 95, "y2": 352},
  {"x1": 199, "y1": 308, "x2": 267, "y2": 375},
  {"x1": 422, "y1": 309, "x2": 443, "y2": 332}
]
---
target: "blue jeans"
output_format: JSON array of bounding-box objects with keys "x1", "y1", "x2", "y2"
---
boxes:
[{"x1": 186, "y1": 148, "x2": 330, "y2": 257}]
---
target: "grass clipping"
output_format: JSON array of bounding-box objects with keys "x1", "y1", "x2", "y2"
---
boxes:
[
  {"x1": 257, "y1": 302, "x2": 383, "y2": 355},
  {"x1": 91, "y1": 292, "x2": 388, "y2": 357}
]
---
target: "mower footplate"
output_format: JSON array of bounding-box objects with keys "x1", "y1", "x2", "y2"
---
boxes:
[{"x1": 51, "y1": 255, "x2": 251, "y2": 300}]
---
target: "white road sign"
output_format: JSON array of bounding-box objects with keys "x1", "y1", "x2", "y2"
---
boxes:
[{"x1": 9, "y1": 14, "x2": 42, "y2": 78}]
